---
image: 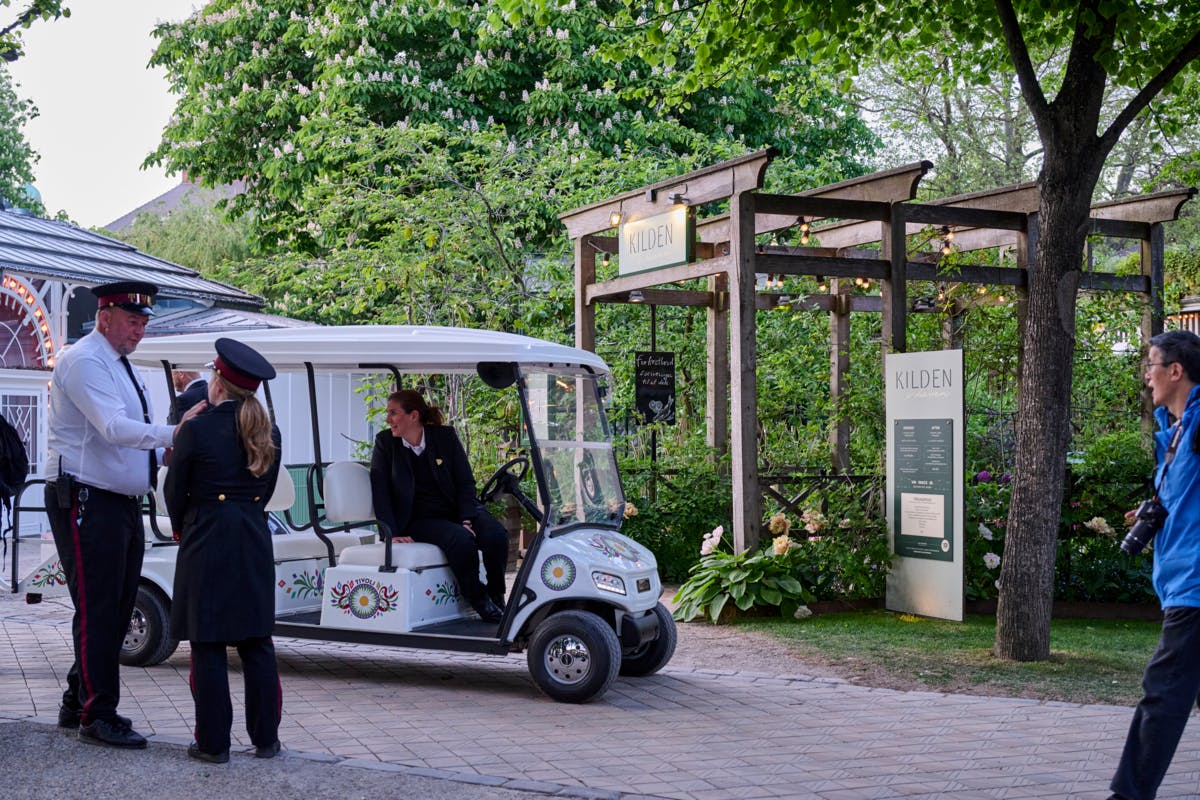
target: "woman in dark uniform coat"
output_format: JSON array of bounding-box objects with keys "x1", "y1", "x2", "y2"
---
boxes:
[
  {"x1": 369, "y1": 389, "x2": 508, "y2": 623},
  {"x1": 165, "y1": 338, "x2": 283, "y2": 764}
]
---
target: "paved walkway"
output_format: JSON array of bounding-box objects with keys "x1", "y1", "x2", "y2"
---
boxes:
[{"x1": 3, "y1": 592, "x2": 1199, "y2": 800}]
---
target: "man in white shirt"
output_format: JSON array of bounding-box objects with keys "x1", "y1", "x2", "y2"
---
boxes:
[{"x1": 45, "y1": 281, "x2": 200, "y2": 749}]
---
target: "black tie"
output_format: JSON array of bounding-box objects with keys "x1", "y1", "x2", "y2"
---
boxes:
[{"x1": 120, "y1": 356, "x2": 157, "y2": 490}]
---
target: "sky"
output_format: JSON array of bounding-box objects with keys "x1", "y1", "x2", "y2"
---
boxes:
[{"x1": 6, "y1": 0, "x2": 201, "y2": 229}]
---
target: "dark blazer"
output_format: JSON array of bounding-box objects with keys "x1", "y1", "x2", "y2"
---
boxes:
[
  {"x1": 165, "y1": 402, "x2": 282, "y2": 643},
  {"x1": 167, "y1": 380, "x2": 208, "y2": 425},
  {"x1": 369, "y1": 425, "x2": 483, "y2": 539}
]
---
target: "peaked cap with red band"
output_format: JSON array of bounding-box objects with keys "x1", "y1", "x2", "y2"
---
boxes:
[
  {"x1": 213, "y1": 337, "x2": 276, "y2": 391},
  {"x1": 92, "y1": 281, "x2": 157, "y2": 316}
]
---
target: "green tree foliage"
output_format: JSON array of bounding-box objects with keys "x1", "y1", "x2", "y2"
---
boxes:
[
  {"x1": 497, "y1": 0, "x2": 1200, "y2": 661},
  {"x1": 147, "y1": 0, "x2": 875, "y2": 254},
  {"x1": 0, "y1": 66, "x2": 40, "y2": 212},
  {"x1": 105, "y1": 203, "x2": 253, "y2": 272},
  {"x1": 0, "y1": 0, "x2": 66, "y2": 61}
]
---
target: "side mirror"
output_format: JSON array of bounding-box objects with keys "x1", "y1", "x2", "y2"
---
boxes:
[{"x1": 477, "y1": 361, "x2": 518, "y2": 389}]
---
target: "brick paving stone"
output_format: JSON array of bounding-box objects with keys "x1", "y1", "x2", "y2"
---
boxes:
[{"x1": 5, "y1": 592, "x2": 1199, "y2": 800}]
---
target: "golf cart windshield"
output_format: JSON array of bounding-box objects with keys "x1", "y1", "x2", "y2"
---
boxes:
[{"x1": 522, "y1": 368, "x2": 624, "y2": 529}]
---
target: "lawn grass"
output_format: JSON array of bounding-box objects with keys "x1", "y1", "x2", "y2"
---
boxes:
[{"x1": 738, "y1": 610, "x2": 1161, "y2": 706}]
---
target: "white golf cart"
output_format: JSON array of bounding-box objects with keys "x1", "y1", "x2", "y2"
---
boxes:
[{"x1": 9, "y1": 326, "x2": 675, "y2": 703}]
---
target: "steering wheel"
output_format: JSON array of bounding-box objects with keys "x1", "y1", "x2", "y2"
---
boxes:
[{"x1": 479, "y1": 455, "x2": 530, "y2": 504}]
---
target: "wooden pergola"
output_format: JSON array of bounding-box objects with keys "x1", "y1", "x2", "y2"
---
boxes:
[{"x1": 559, "y1": 149, "x2": 1195, "y2": 553}]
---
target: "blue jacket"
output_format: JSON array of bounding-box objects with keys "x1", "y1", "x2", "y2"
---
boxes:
[{"x1": 1152, "y1": 384, "x2": 1200, "y2": 608}]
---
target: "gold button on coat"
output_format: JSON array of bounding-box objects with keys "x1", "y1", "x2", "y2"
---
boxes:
[{"x1": 218, "y1": 493, "x2": 226, "y2": 501}]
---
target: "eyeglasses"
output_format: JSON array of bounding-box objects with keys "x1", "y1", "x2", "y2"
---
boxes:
[{"x1": 1145, "y1": 361, "x2": 1176, "y2": 370}]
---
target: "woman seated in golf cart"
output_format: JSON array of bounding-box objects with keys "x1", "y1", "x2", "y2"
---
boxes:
[{"x1": 369, "y1": 389, "x2": 508, "y2": 623}]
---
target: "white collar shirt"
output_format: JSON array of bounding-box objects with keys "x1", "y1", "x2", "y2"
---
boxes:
[
  {"x1": 401, "y1": 429, "x2": 426, "y2": 456},
  {"x1": 46, "y1": 330, "x2": 176, "y2": 495}
]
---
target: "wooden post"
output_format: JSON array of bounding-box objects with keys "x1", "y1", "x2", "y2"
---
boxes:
[
  {"x1": 574, "y1": 236, "x2": 596, "y2": 352},
  {"x1": 728, "y1": 192, "x2": 761, "y2": 553},
  {"x1": 706, "y1": 272, "x2": 729, "y2": 457},
  {"x1": 880, "y1": 204, "x2": 908, "y2": 354},
  {"x1": 829, "y1": 280, "x2": 850, "y2": 474},
  {"x1": 1144, "y1": 222, "x2": 1165, "y2": 339},
  {"x1": 1142, "y1": 222, "x2": 1165, "y2": 434}
]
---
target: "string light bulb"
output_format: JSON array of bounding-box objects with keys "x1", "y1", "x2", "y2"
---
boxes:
[
  {"x1": 602, "y1": 252, "x2": 611, "y2": 267},
  {"x1": 609, "y1": 210, "x2": 622, "y2": 227},
  {"x1": 800, "y1": 218, "x2": 810, "y2": 245},
  {"x1": 940, "y1": 225, "x2": 953, "y2": 256}
]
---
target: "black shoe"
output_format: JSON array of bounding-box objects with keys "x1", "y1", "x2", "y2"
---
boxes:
[
  {"x1": 60, "y1": 706, "x2": 131, "y2": 731},
  {"x1": 57, "y1": 705, "x2": 81, "y2": 729},
  {"x1": 79, "y1": 718, "x2": 147, "y2": 749},
  {"x1": 487, "y1": 584, "x2": 506, "y2": 607},
  {"x1": 188, "y1": 743, "x2": 230, "y2": 764},
  {"x1": 255, "y1": 740, "x2": 281, "y2": 759},
  {"x1": 473, "y1": 596, "x2": 503, "y2": 623}
]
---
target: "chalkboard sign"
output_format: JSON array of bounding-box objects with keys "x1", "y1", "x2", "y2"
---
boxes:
[{"x1": 635, "y1": 352, "x2": 675, "y2": 424}]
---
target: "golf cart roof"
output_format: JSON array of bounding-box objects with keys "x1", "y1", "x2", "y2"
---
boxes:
[{"x1": 128, "y1": 324, "x2": 610, "y2": 375}]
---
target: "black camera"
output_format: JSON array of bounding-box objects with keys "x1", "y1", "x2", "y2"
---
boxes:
[{"x1": 1121, "y1": 498, "x2": 1169, "y2": 555}]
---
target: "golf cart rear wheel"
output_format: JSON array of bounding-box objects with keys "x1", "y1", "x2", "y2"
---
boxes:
[
  {"x1": 121, "y1": 585, "x2": 178, "y2": 667},
  {"x1": 527, "y1": 610, "x2": 621, "y2": 703},
  {"x1": 619, "y1": 602, "x2": 677, "y2": 677}
]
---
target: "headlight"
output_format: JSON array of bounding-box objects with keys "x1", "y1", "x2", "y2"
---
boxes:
[{"x1": 592, "y1": 571, "x2": 626, "y2": 595}]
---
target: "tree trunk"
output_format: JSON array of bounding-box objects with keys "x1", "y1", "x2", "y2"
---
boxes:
[{"x1": 994, "y1": 138, "x2": 1104, "y2": 661}]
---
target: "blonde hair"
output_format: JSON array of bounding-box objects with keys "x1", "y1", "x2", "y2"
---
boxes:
[{"x1": 213, "y1": 373, "x2": 276, "y2": 477}]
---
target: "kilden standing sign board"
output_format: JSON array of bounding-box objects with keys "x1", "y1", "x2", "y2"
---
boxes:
[{"x1": 885, "y1": 350, "x2": 964, "y2": 621}]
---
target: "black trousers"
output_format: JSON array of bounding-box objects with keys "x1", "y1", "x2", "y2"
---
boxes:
[
  {"x1": 189, "y1": 637, "x2": 281, "y2": 754},
  {"x1": 44, "y1": 481, "x2": 143, "y2": 726},
  {"x1": 406, "y1": 511, "x2": 508, "y2": 605},
  {"x1": 1111, "y1": 606, "x2": 1200, "y2": 800}
]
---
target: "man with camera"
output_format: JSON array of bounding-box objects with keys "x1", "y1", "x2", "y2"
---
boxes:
[{"x1": 1111, "y1": 329, "x2": 1200, "y2": 800}]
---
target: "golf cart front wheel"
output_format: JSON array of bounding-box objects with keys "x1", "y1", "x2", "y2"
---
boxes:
[
  {"x1": 527, "y1": 610, "x2": 621, "y2": 703},
  {"x1": 121, "y1": 584, "x2": 178, "y2": 667}
]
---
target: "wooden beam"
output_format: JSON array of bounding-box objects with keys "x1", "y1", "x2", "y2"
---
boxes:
[
  {"x1": 1078, "y1": 273, "x2": 1150, "y2": 292},
  {"x1": 753, "y1": 193, "x2": 890, "y2": 222},
  {"x1": 584, "y1": 256, "x2": 731, "y2": 304},
  {"x1": 756, "y1": 253, "x2": 888, "y2": 280},
  {"x1": 812, "y1": 181, "x2": 1037, "y2": 249},
  {"x1": 600, "y1": 288, "x2": 713, "y2": 306},
  {"x1": 904, "y1": 203, "x2": 1027, "y2": 231},
  {"x1": 1092, "y1": 187, "x2": 1197, "y2": 224},
  {"x1": 906, "y1": 263, "x2": 1028, "y2": 287},
  {"x1": 559, "y1": 149, "x2": 776, "y2": 239},
  {"x1": 796, "y1": 160, "x2": 932, "y2": 202},
  {"x1": 1087, "y1": 218, "x2": 1151, "y2": 240}
]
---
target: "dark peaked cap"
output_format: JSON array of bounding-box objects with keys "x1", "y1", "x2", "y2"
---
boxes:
[
  {"x1": 213, "y1": 337, "x2": 276, "y2": 391},
  {"x1": 92, "y1": 281, "x2": 157, "y2": 316}
]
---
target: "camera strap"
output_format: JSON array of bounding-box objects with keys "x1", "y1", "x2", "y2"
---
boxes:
[{"x1": 1155, "y1": 423, "x2": 1186, "y2": 498}]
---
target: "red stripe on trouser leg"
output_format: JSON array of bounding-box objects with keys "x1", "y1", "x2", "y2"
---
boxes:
[{"x1": 70, "y1": 494, "x2": 95, "y2": 721}]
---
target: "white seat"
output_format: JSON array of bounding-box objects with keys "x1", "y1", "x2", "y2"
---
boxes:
[
  {"x1": 322, "y1": 461, "x2": 374, "y2": 523},
  {"x1": 338, "y1": 541, "x2": 448, "y2": 569},
  {"x1": 154, "y1": 465, "x2": 295, "y2": 513},
  {"x1": 265, "y1": 467, "x2": 296, "y2": 512},
  {"x1": 321, "y1": 461, "x2": 450, "y2": 569},
  {"x1": 153, "y1": 466, "x2": 170, "y2": 516},
  {"x1": 272, "y1": 530, "x2": 375, "y2": 561}
]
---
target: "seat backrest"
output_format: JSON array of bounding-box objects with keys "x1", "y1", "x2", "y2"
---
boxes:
[
  {"x1": 153, "y1": 465, "x2": 170, "y2": 517},
  {"x1": 322, "y1": 461, "x2": 375, "y2": 523},
  {"x1": 265, "y1": 466, "x2": 296, "y2": 512}
]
